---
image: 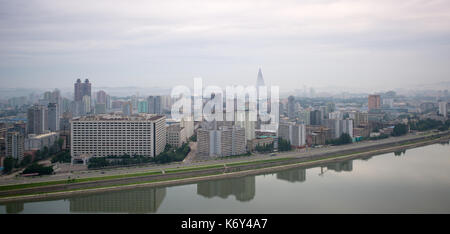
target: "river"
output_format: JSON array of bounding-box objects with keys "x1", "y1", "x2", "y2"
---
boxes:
[{"x1": 1, "y1": 141, "x2": 450, "y2": 214}]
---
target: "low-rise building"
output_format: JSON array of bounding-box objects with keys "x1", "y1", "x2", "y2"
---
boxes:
[
  {"x1": 247, "y1": 136, "x2": 275, "y2": 151},
  {"x1": 25, "y1": 132, "x2": 59, "y2": 151}
]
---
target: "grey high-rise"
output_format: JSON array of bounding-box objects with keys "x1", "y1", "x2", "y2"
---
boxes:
[
  {"x1": 48, "y1": 103, "x2": 60, "y2": 132},
  {"x1": 27, "y1": 104, "x2": 48, "y2": 135},
  {"x1": 74, "y1": 79, "x2": 91, "y2": 102},
  {"x1": 287, "y1": 96, "x2": 296, "y2": 119},
  {"x1": 147, "y1": 96, "x2": 162, "y2": 114}
]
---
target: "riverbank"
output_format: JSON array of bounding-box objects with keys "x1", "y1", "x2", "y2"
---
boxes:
[{"x1": 0, "y1": 131, "x2": 448, "y2": 203}]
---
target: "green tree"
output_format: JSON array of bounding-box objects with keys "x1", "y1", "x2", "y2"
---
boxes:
[
  {"x1": 392, "y1": 124, "x2": 408, "y2": 136},
  {"x1": 3, "y1": 157, "x2": 15, "y2": 173},
  {"x1": 20, "y1": 155, "x2": 32, "y2": 167},
  {"x1": 57, "y1": 138, "x2": 64, "y2": 151},
  {"x1": 23, "y1": 163, "x2": 54, "y2": 175}
]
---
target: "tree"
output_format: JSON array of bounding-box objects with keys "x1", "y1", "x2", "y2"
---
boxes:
[
  {"x1": 392, "y1": 124, "x2": 408, "y2": 136},
  {"x1": 189, "y1": 134, "x2": 197, "y2": 142},
  {"x1": 3, "y1": 157, "x2": 15, "y2": 173},
  {"x1": 57, "y1": 138, "x2": 64, "y2": 151},
  {"x1": 23, "y1": 163, "x2": 54, "y2": 175},
  {"x1": 327, "y1": 133, "x2": 352, "y2": 145},
  {"x1": 20, "y1": 155, "x2": 32, "y2": 167},
  {"x1": 278, "y1": 138, "x2": 292, "y2": 152}
]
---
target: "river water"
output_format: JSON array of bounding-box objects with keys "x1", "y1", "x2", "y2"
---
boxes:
[{"x1": 1, "y1": 141, "x2": 450, "y2": 214}]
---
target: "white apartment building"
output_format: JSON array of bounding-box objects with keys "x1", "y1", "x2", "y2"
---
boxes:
[
  {"x1": 6, "y1": 131, "x2": 25, "y2": 161},
  {"x1": 278, "y1": 122, "x2": 306, "y2": 147},
  {"x1": 70, "y1": 114, "x2": 166, "y2": 160},
  {"x1": 166, "y1": 123, "x2": 186, "y2": 148},
  {"x1": 235, "y1": 110, "x2": 256, "y2": 141},
  {"x1": 197, "y1": 125, "x2": 246, "y2": 157},
  {"x1": 323, "y1": 119, "x2": 354, "y2": 139}
]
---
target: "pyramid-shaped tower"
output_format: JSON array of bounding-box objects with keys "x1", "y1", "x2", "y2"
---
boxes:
[{"x1": 256, "y1": 68, "x2": 265, "y2": 87}]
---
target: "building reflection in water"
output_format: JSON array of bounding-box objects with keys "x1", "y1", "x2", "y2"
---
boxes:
[
  {"x1": 69, "y1": 187, "x2": 166, "y2": 213},
  {"x1": 5, "y1": 202, "x2": 24, "y2": 214},
  {"x1": 394, "y1": 149, "x2": 406, "y2": 156},
  {"x1": 197, "y1": 176, "x2": 256, "y2": 202},
  {"x1": 326, "y1": 160, "x2": 353, "y2": 172},
  {"x1": 276, "y1": 168, "x2": 306, "y2": 183}
]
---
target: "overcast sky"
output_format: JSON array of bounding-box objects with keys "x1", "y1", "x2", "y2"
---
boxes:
[{"x1": 1, "y1": 0, "x2": 449, "y2": 92}]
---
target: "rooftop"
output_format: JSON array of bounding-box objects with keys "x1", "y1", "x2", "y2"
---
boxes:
[
  {"x1": 28, "y1": 132, "x2": 59, "y2": 139},
  {"x1": 72, "y1": 113, "x2": 165, "y2": 122}
]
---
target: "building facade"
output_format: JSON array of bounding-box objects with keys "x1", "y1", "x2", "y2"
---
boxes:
[
  {"x1": 5, "y1": 131, "x2": 25, "y2": 161},
  {"x1": 368, "y1": 95, "x2": 381, "y2": 111},
  {"x1": 166, "y1": 124, "x2": 186, "y2": 148},
  {"x1": 278, "y1": 122, "x2": 306, "y2": 147},
  {"x1": 70, "y1": 114, "x2": 166, "y2": 160},
  {"x1": 48, "y1": 103, "x2": 60, "y2": 132},
  {"x1": 439, "y1": 101, "x2": 448, "y2": 118},
  {"x1": 197, "y1": 126, "x2": 246, "y2": 157},
  {"x1": 323, "y1": 119, "x2": 354, "y2": 139},
  {"x1": 25, "y1": 132, "x2": 59, "y2": 151},
  {"x1": 27, "y1": 104, "x2": 48, "y2": 136}
]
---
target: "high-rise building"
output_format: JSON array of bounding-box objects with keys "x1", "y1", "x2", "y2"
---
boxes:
[
  {"x1": 180, "y1": 116, "x2": 195, "y2": 139},
  {"x1": 138, "y1": 100, "x2": 148, "y2": 113},
  {"x1": 298, "y1": 109, "x2": 311, "y2": 125},
  {"x1": 48, "y1": 103, "x2": 60, "y2": 132},
  {"x1": 368, "y1": 95, "x2": 381, "y2": 111},
  {"x1": 287, "y1": 96, "x2": 296, "y2": 119},
  {"x1": 323, "y1": 119, "x2": 354, "y2": 139},
  {"x1": 122, "y1": 101, "x2": 133, "y2": 116},
  {"x1": 50, "y1": 89, "x2": 63, "y2": 117},
  {"x1": 310, "y1": 110, "x2": 322, "y2": 125},
  {"x1": 82, "y1": 95, "x2": 91, "y2": 115},
  {"x1": 439, "y1": 101, "x2": 448, "y2": 118},
  {"x1": 147, "y1": 96, "x2": 162, "y2": 114},
  {"x1": 94, "y1": 103, "x2": 106, "y2": 114},
  {"x1": 278, "y1": 122, "x2": 306, "y2": 147},
  {"x1": 349, "y1": 111, "x2": 368, "y2": 127},
  {"x1": 5, "y1": 131, "x2": 25, "y2": 161},
  {"x1": 74, "y1": 79, "x2": 92, "y2": 102},
  {"x1": 161, "y1": 95, "x2": 172, "y2": 112},
  {"x1": 96, "y1": 90, "x2": 107, "y2": 104},
  {"x1": 256, "y1": 68, "x2": 268, "y2": 127},
  {"x1": 27, "y1": 104, "x2": 48, "y2": 135},
  {"x1": 105, "y1": 94, "x2": 111, "y2": 110},
  {"x1": 71, "y1": 114, "x2": 166, "y2": 160},
  {"x1": 197, "y1": 125, "x2": 246, "y2": 157},
  {"x1": 234, "y1": 110, "x2": 256, "y2": 141},
  {"x1": 328, "y1": 111, "x2": 343, "y2": 120}
]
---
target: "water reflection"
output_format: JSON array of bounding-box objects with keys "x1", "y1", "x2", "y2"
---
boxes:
[
  {"x1": 394, "y1": 149, "x2": 406, "y2": 156},
  {"x1": 197, "y1": 176, "x2": 256, "y2": 202},
  {"x1": 69, "y1": 187, "x2": 166, "y2": 213},
  {"x1": 327, "y1": 161, "x2": 353, "y2": 172},
  {"x1": 276, "y1": 168, "x2": 306, "y2": 183},
  {"x1": 5, "y1": 203, "x2": 24, "y2": 214},
  {"x1": 1, "y1": 142, "x2": 450, "y2": 213}
]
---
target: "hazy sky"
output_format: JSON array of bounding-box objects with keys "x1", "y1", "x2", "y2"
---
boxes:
[{"x1": 1, "y1": 0, "x2": 450, "y2": 92}]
